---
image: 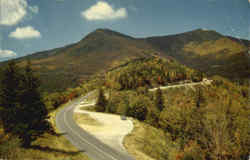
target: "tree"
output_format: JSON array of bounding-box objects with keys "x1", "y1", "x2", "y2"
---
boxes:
[
  {"x1": 18, "y1": 61, "x2": 50, "y2": 146},
  {"x1": 166, "y1": 72, "x2": 171, "y2": 82},
  {"x1": 146, "y1": 105, "x2": 160, "y2": 127},
  {"x1": 154, "y1": 88, "x2": 164, "y2": 112},
  {"x1": 0, "y1": 61, "x2": 22, "y2": 133},
  {"x1": 128, "y1": 95, "x2": 148, "y2": 121},
  {"x1": 199, "y1": 70, "x2": 203, "y2": 81},
  {"x1": 196, "y1": 87, "x2": 205, "y2": 108},
  {"x1": 96, "y1": 88, "x2": 107, "y2": 112},
  {"x1": 0, "y1": 61, "x2": 50, "y2": 147}
]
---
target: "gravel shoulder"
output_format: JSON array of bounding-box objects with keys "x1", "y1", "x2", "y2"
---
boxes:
[{"x1": 74, "y1": 102, "x2": 134, "y2": 154}]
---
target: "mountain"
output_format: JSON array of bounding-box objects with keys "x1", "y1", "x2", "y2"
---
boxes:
[
  {"x1": 0, "y1": 28, "x2": 249, "y2": 92},
  {"x1": 144, "y1": 29, "x2": 250, "y2": 80},
  {"x1": 0, "y1": 29, "x2": 161, "y2": 92}
]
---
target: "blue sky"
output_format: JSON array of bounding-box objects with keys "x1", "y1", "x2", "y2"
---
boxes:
[{"x1": 0, "y1": 0, "x2": 249, "y2": 61}]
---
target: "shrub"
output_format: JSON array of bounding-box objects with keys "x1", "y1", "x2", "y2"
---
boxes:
[
  {"x1": 0, "y1": 136, "x2": 22, "y2": 159},
  {"x1": 127, "y1": 95, "x2": 150, "y2": 121}
]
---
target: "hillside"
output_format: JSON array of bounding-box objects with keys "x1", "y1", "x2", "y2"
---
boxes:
[
  {"x1": 104, "y1": 57, "x2": 202, "y2": 90},
  {"x1": 1, "y1": 29, "x2": 161, "y2": 92},
  {"x1": 0, "y1": 28, "x2": 249, "y2": 93},
  {"x1": 145, "y1": 29, "x2": 250, "y2": 80},
  {"x1": 81, "y1": 56, "x2": 250, "y2": 160}
]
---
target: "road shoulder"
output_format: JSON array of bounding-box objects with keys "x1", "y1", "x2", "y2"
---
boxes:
[{"x1": 74, "y1": 102, "x2": 134, "y2": 154}]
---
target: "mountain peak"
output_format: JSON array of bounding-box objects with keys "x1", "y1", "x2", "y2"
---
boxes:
[
  {"x1": 169, "y1": 28, "x2": 223, "y2": 42},
  {"x1": 94, "y1": 28, "x2": 114, "y2": 33},
  {"x1": 193, "y1": 28, "x2": 212, "y2": 32},
  {"x1": 187, "y1": 28, "x2": 221, "y2": 35},
  {"x1": 82, "y1": 28, "x2": 134, "y2": 41}
]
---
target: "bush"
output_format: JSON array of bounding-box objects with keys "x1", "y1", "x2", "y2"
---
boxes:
[
  {"x1": 116, "y1": 98, "x2": 129, "y2": 115},
  {"x1": 0, "y1": 136, "x2": 22, "y2": 159},
  {"x1": 127, "y1": 95, "x2": 151, "y2": 121}
]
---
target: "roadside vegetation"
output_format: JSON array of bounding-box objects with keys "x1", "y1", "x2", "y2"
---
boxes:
[
  {"x1": 0, "y1": 60, "x2": 89, "y2": 160},
  {"x1": 0, "y1": 55, "x2": 249, "y2": 160},
  {"x1": 85, "y1": 57, "x2": 250, "y2": 160},
  {"x1": 124, "y1": 119, "x2": 168, "y2": 160},
  {"x1": 0, "y1": 131, "x2": 89, "y2": 160}
]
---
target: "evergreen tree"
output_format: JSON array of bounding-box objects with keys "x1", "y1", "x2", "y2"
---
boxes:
[
  {"x1": 96, "y1": 88, "x2": 107, "y2": 112},
  {"x1": 198, "y1": 69, "x2": 203, "y2": 81},
  {"x1": 154, "y1": 88, "x2": 164, "y2": 112},
  {"x1": 18, "y1": 61, "x2": 50, "y2": 146},
  {"x1": 0, "y1": 61, "x2": 22, "y2": 133},
  {"x1": 196, "y1": 87, "x2": 205, "y2": 108},
  {"x1": 166, "y1": 72, "x2": 171, "y2": 83},
  {"x1": 0, "y1": 61, "x2": 50, "y2": 147}
]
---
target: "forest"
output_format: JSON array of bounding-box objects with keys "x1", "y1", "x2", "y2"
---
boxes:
[
  {"x1": 0, "y1": 61, "x2": 88, "y2": 159},
  {"x1": 104, "y1": 57, "x2": 203, "y2": 90},
  {"x1": 91, "y1": 57, "x2": 250, "y2": 160},
  {"x1": 0, "y1": 57, "x2": 249, "y2": 160}
]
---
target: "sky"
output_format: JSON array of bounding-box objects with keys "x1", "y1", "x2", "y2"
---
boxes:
[{"x1": 0, "y1": 0, "x2": 249, "y2": 61}]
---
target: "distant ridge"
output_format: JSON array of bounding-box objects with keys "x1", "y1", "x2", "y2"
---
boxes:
[
  {"x1": 1, "y1": 28, "x2": 249, "y2": 92},
  {"x1": 144, "y1": 28, "x2": 249, "y2": 80}
]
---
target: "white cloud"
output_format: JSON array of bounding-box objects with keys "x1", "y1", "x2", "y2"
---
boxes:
[
  {"x1": 0, "y1": 49, "x2": 17, "y2": 58},
  {"x1": 0, "y1": 0, "x2": 39, "y2": 26},
  {"x1": 82, "y1": 1, "x2": 127, "y2": 21},
  {"x1": 9, "y1": 26, "x2": 41, "y2": 39}
]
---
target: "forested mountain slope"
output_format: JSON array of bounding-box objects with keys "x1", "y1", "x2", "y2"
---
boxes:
[
  {"x1": 0, "y1": 29, "x2": 160, "y2": 92},
  {"x1": 1, "y1": 28, "x2": 249, "y2": 93},
  {"x1": 81, "y1": 56, "x2": 250, "y2": 160},
  {"x1": 145, "y1": 29, "x2": 250, "y2": 80}
]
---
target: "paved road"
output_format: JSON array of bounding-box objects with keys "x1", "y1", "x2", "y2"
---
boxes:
[
  {"x1": 56, "y1": 92, "x2": 135, "y2": 160},
  {"x1": 149, "y1": 80, "x2": 212, "y2": 92}
]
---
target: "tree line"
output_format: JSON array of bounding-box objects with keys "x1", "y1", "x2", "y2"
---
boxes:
[
  {"x1": 95, "y1": 78, "x2": 249, "y2": 160},
  {"x1": 104, "y1": 57, "x2": 203, "y2": 90},
  {"x1": 91, "y1": 57, "x2": 249, "y2": 160}
]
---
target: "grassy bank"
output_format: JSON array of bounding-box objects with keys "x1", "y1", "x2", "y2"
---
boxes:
[{"x1": 124, "y1": 119, "x2": 169, "y2": 160}]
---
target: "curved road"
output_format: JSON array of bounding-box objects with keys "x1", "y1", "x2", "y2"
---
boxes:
[
  {"x1": 56, "y1": 92, "x2": 134, "y2": 160},
  {"x1": 149, "y1": 79, "x2": 212, "y2": 92}
]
